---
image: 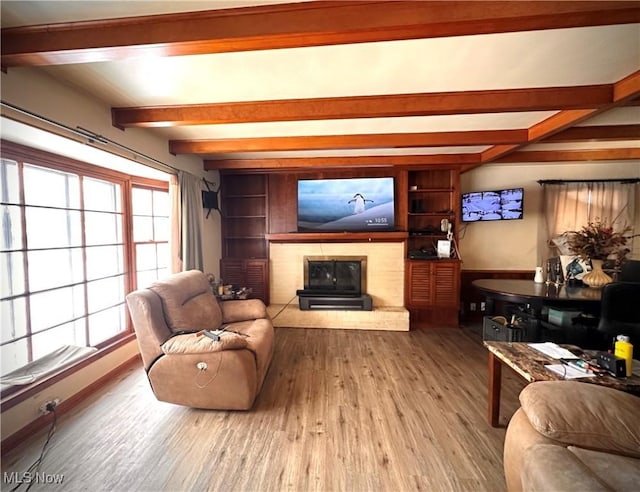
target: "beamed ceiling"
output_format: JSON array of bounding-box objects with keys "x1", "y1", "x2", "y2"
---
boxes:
[{"x1": 1, "y1": 1, "x2": 639, "y2": 173}]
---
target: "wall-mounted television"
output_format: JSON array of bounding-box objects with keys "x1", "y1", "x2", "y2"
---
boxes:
[
  {"x1": 297, "y1": 177, "x2": 395, "y2": 232},
  {"x1": 461, "y1": 187, "x2": 524, "y2": 222}
]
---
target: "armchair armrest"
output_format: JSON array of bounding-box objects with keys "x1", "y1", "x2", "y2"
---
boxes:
[
  {"x1": 162, "y1": 333, "x2": 248, "y2": 354},
  {"x1": 520, "y1": 381, "x2": 640, "y2": 458},
  {"x1": 221, "y1": 299, "x2": 269, "y2": 324}
]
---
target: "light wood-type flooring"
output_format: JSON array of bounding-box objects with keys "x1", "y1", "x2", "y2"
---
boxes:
[{"x1": 2, "y1": 326, "x2": 527, "y2": 491}]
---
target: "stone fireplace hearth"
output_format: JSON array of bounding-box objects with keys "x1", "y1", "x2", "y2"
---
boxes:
[{"x1": 267, "y1": 241, "x2": 409, "y2": 331}]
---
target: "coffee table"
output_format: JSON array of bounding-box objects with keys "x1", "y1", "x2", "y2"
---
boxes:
[{"x1": 484, "y1": 341, "x2": 640, "y2": 427}]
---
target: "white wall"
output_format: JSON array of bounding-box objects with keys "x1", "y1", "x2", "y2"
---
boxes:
[
  {"x1": 0, "y1": 67, "x2": 222, "y2": 441},
  {"x1": 1, "y1": 67, "x2": 222, "y2": 275},
  {"x1": 459, "y1": 161, "x2": 640, "y2": 270}
]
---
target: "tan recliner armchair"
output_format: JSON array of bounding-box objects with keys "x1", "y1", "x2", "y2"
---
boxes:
[
  {"x1": 126, "y1": 270, "x2": 274, "y2": 410},
  {"x1": 504, "y1": 381, "x2": 640, "y2": 491}
]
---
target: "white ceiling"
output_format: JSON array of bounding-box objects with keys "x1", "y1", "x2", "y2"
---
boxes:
[
  {"x1": 1, "y1": 1, "x2": 639, "y2": 169},
  {"x1": 39, "y1": 24, "x2": 640, "y2": 104},
  {"x1": 0, "y1": 1, "x2": 299, "y2": 27}
]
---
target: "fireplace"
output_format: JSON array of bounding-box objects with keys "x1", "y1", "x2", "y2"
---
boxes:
[
  {"x1": 304, "y1": 256, "x2": 366, "y2": 295},
  {"x1": 267, "y1": 241, "x2": 409, "y2": 330},
  {"x1": 297, "y1": 256, "x2": 372, "y2": 310}
]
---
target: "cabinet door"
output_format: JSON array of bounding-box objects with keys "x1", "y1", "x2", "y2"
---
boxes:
[
  {"x1": 220, "y1": 259, "x2": 245, "y2": 286},
  {"x1": 220, "y1": 258, "x2": 269, "y2": 304},
  {"x1": 407, "y1": 261, "x2": 433, "y2": 306},
  {"x1": 433, "y1": 261, "x2": 460, "y2": 307},
  {"x1": 407, "y1": 260, "x2": 460, "y2": 308},
  {"x1": 245, "y1": 259, "x2": 269, "y2": 304}
]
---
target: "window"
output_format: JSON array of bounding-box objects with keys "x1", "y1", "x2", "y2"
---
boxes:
[
  {"x1": 541, "y1": 180, "x2": 638, "y2": 260},
  {"x1": 0, "y1": 143, "x2": 169, "y2": 386},
  {"x1": 132, "y1": 184, "x2": 170, "y2": 288}
]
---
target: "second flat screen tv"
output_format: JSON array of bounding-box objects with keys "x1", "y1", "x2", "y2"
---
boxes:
[
  {"x1": 297, "y1": 177, "x2": 395, "y2": 232},
  {"x1": 461, "y1": 187, "x2": 524, "y2": 222}
]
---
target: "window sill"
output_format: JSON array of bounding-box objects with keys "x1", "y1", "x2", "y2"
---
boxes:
[{"x1": 0, "y1": 333, "x2": 137, "y2": 411}]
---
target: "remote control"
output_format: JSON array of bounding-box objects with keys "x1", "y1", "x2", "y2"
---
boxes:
[{"x1": 202, "y1": 330, "x2": 220, "y2": 342}]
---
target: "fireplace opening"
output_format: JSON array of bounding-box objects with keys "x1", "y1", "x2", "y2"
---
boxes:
[
  {"x1": 297, "y1": 256, "x2": 372, "y2": 310},
  {"x1": 307, "y1": 260, "x2": 361, "y2": 295}
]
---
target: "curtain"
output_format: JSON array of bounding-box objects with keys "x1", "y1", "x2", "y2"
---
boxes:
[
  {"x1": 589, "y1": 181, "x2": 635, "y2": 227},
  {"x1": 169, "y1": 174, "x2": 182, "y2": 273},
  {"x1": 176, "y1": 171, "x2": 204, "y2": 271},
  {"x1": 541, "y1": 181, "x2": 637, "y2": 263}
]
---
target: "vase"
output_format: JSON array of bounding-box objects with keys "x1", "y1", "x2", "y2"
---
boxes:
[{"x1": 582, "y1": 259, "x2": 613, "y2": 288}]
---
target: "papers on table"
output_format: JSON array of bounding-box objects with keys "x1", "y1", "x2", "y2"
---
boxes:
[
  {"x1": 532, "y1": 342, "x2": 596, "y2": 379},
  {"x1": 545, "y1": 364, "x2": 596, "y2": 379},
  {"x1": 528, "y1": 342, "x2": 579, "y2": 360}
]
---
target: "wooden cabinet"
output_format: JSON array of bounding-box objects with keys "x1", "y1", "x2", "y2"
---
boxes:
[
  {"x1": 404, "y1": 168, "x2": 461, "y2": 327},
  {"x1": 406, "y1": 259, "x2": 461, "y2": 327},
  {"x1": 220, "y1": 173, "x2": 269, "y2": 303},
  {"x1": 221, "y1": 173, "x2": 268, "y2": 259},
  {"x1": 406, "y1": 260, "x2": 460, "y2": 307},
  {"x1": 407, "y1": 169, "x2": 459, "y2": 256},
  {"x1": 220, "y1": 258, "x2": 269, "y2": 305}
]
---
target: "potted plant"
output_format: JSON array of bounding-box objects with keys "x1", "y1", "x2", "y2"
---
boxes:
[{"x1": 564, "y1": 219, "x2": 635, "y2": 287}]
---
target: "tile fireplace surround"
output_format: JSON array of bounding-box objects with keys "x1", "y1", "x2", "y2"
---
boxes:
[{"x1": 267, "y1": 242, "x2": 409, "y2": 331}]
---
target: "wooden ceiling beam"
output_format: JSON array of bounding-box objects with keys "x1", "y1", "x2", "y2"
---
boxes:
[
  {"x1": 480, "y1": 109, "x2": 600, "y2": 162},
  {"x1": 3, "y1": 1, "x2": 638, "y2": 67},
  {"x1": 494, "y1": 148, "x2": 640, "y2": 163},
  {"x1": 113, "y1": 85, "x2": 612, "y2": 127},
  {"x1": 477, "y1": 70, "x2": 640, "y2": 166},
  {"x1": 527, "y1": 109, "x2": 602, "y2": 143},
  {"x1": 169, "y1": 129, "x2": 527, "y2": 154},
  {"x1": 204, "y1": 153, "x2": 480, "y2": 170},
  {"x1": 544, "y1": 124, "x2": 640, "y2": 142},
  {"x1": 614, "y1": 70, "x2": 640, "y2": 102}
]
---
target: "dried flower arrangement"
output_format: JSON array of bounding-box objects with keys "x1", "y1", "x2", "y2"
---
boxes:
[{"x1": 564, "y1": 219, "x2": 635, "y2": 262}]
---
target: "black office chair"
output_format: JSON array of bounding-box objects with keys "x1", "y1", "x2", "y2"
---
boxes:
[
  {"x1": 619, "y1": 260, "x2": 640, "y2": 282},
  {"x1": 595, "y1": 281, "x2": 640, "y2": 350}
]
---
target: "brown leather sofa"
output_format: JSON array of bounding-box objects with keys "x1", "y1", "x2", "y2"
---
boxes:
[
  {"x1": 126, "y1": 270, "x2": 274, "y2": 410},
  {"x1": 504, "y1": 381, "x2": 640, "y2": 491}
]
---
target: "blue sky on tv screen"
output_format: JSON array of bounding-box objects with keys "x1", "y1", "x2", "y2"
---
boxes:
[{"x1": 298, "y1": 177, "x2": 394, "y2": 224}]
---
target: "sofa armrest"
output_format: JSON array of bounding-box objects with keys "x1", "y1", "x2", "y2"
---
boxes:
[
  {"x1": 221, "y1": 299, "x2": 269, "y2": 323},
  {"x1": 162, "y1": 333, "x2": 248, "y2": 354},
  {"x1": 520, "y1": 381, "x2": 640, "y2": 458}
]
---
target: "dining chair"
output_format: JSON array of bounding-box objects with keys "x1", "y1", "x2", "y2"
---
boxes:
[
  {"x1": 596, "y1": 281, "x2": 640, "y2": 350},
  {"x1": 619, "y1": 259, "x2": 640, "y2": 282}
]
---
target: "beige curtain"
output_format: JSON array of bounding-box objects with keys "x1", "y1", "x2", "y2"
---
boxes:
[
  {"x1": 169, "y1": 174, "x2": 182, "y2": 273},
  {"x1": 541, "y1": 181, "x2": 637, "y2": 263},
  {"x1": 589, "y1": 181, "x2": 635, "y2": 227},
  {"x1": 177, "y1": 171, "x2": 205, "y2": 271}
]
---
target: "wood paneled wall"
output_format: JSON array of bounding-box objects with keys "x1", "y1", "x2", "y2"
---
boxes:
[{"x1": 267, "y1": 169, "x2": 406, "y2": 234}]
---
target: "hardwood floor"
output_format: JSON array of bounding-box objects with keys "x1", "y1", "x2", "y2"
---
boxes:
[{"x1": 2, "y1": 326, "x2": 526, "y2": 491}]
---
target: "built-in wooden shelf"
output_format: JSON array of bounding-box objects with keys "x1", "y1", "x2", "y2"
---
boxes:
[
  {"x1": 409, "y1": 188, "x2": 454, "y2": 193},
  {"x1": 265, "y1": 231, "x2": 408, "y2": 243}
]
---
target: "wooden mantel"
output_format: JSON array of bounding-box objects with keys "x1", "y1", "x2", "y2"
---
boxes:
[{"x1": 265, "y1": 231, "x2": 408, "y2": 243}]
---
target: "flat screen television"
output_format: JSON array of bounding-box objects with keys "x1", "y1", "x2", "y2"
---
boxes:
[
  {"x1": 297, "y1": 177, "x2": 395, "y2": 232},
  {"x1": 461, "y1": 187, "x2": 524, "y2": 222}
]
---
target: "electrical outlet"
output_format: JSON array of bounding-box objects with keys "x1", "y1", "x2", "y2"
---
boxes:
[
  {"x1": 480, "y1": 302, "x2": 486, "y2": 311},
  {"x1": 39, "y1": 398, "x2": 60, "y2": 414},
  {"x1": 470, "y1": 302, "x2": 476, "y2": 312}
]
